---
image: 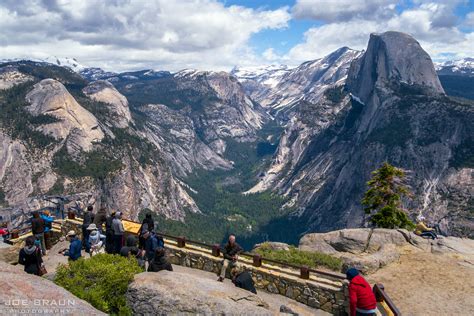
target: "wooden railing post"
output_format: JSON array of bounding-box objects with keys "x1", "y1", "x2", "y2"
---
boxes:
[
  {"x1": 212, "y1": 244, "x2": 221, "y2": 257},
  {"x1": 253, "y1": 254, "x2": 262, "y2": 267},
  {"x1": 177, "y1": 236, "x2": 186, "y2": 248},
  {"x1": 300, "y1": 265, "x2": 310, "y2": 279}
]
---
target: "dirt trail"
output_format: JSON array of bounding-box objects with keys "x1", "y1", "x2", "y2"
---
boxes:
[{"x1": 367, "y1": 250, "x2": 474, "y2": 316}]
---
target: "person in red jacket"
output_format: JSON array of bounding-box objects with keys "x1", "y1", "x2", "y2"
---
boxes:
[{"x1": 346, "y1": 268, "x2": 377, "y2": 316}]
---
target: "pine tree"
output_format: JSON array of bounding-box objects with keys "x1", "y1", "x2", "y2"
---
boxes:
[{"x1": 362, "y1": 162, "x2": 415, "y2": 229}]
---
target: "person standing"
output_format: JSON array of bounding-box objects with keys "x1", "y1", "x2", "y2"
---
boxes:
[
  {"x1": 105, "y1": 211, "x2": 115, "y2": 253},
  {"x1": 82, "y1": 205, "x2": 93, "y2": 252},
  {"x1": 18, "y1": 236, "x2": 43, "y2": 275},
  {"x1": 41, "y1": 210, "x2": 54, "y2": 250},
  {"x1": 112, "y1": 212, "x2": 125, "y2": 254},
  {"x1": 218, "y1": 234, "x2": 242, "y2": 282},
  {"x1": 93, "y1": 207, "x2": 108, "y2": 233},
  {"x1": 139, "y1": 213, "x2": 155, "y2": 249},
  {"x1": 346, "y1": 268, "x2": 377, "y2": 316},
  {"x1": 31, "y1": 211, "x2": 46, "y2": 255}
]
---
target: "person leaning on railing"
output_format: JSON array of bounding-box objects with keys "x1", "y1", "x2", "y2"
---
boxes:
[
  {"x1": 217, "y1": 234, "x2": 242, "y2": 282},
  {"x1": 346, "y1": 268, "x2": 377, "y2": 316}
]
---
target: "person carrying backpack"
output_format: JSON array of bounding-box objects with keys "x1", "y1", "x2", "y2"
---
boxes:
[
  {"x1": 143, "y1": 230, "x2": 164, "y2": 262},
  {"x1": 31, "y1": 211, "x2": 46, "y2": 256}
]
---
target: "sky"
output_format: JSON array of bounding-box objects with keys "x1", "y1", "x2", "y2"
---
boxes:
[{"x1": 0, "y1": 0, "x2": 473, "y2": 72}]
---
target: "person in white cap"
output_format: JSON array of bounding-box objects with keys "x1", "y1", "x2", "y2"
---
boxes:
[
  {"x1": 415, "y1": 215, "x2": 437, "y2": 240},
  {"x1": 60, "y1": 230, "x2": 82, "y2": 261},
  {"x1": 87, "y1": 224, "x2": 105, "y2": 257}
]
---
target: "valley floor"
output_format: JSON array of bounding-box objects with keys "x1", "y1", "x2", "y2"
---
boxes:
[{"x1": 367, "y1": 250, "x2": 474, "y2": 315}]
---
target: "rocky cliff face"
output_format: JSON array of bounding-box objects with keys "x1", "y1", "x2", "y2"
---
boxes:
[
  {"x1": 82, "y1": 80, "x2": 132, "y2": 128},
  {"x1": 26, "y1": 79, "x2": 105, "y2": 153},
  {"x1": 0, "y1": 61, "x2": 199, "y2": 223},
  {"x1": 238, "y1": 47, "x2": 363, "y2": 121},
  {"x1": 253, "y1": 32, "x2": 473, "y2": 238}
]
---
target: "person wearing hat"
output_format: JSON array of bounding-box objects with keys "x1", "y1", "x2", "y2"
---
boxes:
[
  {"x1": 87, "y1": 223, "x2": 105, "y2": 257},
  {"x1": 60, "y1": 230, "x2": 82, "y2": 261},
  {"x1": 414, "y1": 215, "x2": 437, "y2": 240},
  {"x1": 346, "y1": 268, "x2": 377, "y2": 316}
]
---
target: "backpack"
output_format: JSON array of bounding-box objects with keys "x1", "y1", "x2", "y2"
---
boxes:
[{"x1": 156, "y1": 235, "x2": 164, "y2": 248}]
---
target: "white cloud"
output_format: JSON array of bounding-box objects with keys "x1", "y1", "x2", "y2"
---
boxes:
[
  {"x1": 292, "y1": 0, "x2": 398, "y2": 22},
  {"x1": 0, "y1": 0, "x2": 290, "y2": 71},
  {"x1": 286, "y1": 2, "x2": 474, "y2": 63}
]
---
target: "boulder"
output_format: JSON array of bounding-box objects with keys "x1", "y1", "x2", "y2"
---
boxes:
[
  {"x1": 127, "y1": 270, "x2": 273, "y2": 315},
  {"x1": 299, "y1": 228, "x2": 474, "y2": 273},
  {"x1": 0, "y1": 261, "x2": 105, "y2": 315}
]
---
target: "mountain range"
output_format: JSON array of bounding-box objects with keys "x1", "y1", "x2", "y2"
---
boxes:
[{"x1": 0, "y1": 32, "x2": 472, "y2": 245}]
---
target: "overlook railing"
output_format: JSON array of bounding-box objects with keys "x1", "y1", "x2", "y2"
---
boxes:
[{"x1": 4, "y1": 213, "x2": 401, "y2": 314}]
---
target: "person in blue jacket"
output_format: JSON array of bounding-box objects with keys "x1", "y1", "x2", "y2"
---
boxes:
[
  {"x1": 41, "y1": 210, "x2": 54, "y2": 250},
  {"x1": 61, "y1": 230, "x2": 82, "y2": 261}
]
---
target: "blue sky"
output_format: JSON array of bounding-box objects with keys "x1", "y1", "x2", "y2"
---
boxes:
[{"x1": 0, "y1": 0, "x2": 473, "y2": 71}]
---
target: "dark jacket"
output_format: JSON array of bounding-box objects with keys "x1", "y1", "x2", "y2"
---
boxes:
[
  {"x1": 93, "y1": 210, "x2": 107, "y2": 229},
  {"x1": 19, "y1": 246, "x2": 42, "y2": 275},
  {"x1": 31, "y1": 217, "x2": 45, "y2": 235},
  {"x1": 82, "y1": 211, "x2": 93, "y2": 228},
  {"x1": 223, "y1": 242, "x2": 243, "y2": 260},
  {"x1": 145, "y1": 234, "x2": 164, "y2": 261},
  {"x1": 147, "y1": 254, "x2": 173, "y2": 272},
  {"x1": 233, "y1": 271, "x2": 257, "y2": 294},
  {"x1": 349, "y1": 275, "x2": 377, "y2": 316},
  {"x1": 140, "y1": 217, "x2": 155, "y2": 234},
  {"x1": 105, "y1": 216, "x2": 114, "y2": 233},
  {"x1": 120, "y1": 236, "x2": 139, "y2": 257},
  {"x1": 65, "y1": 237, "x2": 82, "y2": 261}
]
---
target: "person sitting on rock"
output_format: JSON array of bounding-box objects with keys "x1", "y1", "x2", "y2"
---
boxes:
[
  {"x1": 61, "y1": 230, "x2": 82, "y2": 261},
  {"x1": 18, "y1": 236, "x2": 43, "y2": 275},
  {"x1": 415, "y1": 215, "x2": 437, "y2": 240},
  {"x1": 218, "y1": 234, "x2": 243, "y2": 282},
  {"x1": 231, "y1": 267, "x2": 257, "y2": 294},
  {"x1": 87, "y1": 224, "x2": 105, "y2": 257},
  {"x1": 346, "y1": 268, "x2": 377, "y2": 316},
  {"x1": 147, "y1": 247, "x2": 173, "y2": 272}
]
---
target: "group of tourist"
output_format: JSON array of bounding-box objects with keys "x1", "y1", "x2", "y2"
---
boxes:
[
  {"x1": 17, "y1": 204, "x2": 442, "y2": 315},
  {"x1": 18, "y1": 206, "x2": 174, "y2": 275}
]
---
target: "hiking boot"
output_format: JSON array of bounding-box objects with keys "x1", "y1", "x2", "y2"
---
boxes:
[{"x1": 217, "y1": 277, "x2": 224, "y2": 282}]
